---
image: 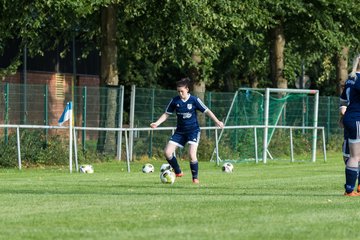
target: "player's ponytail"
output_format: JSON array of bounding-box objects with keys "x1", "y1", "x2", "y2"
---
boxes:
[{"x1": 349, "y1": 54, "x2": 360, "y2": 80}]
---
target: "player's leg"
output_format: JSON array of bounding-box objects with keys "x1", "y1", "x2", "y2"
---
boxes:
[
  {"x1": 345, "y1": 141, "x2": 360, "y2": 195},
  {"x1": 343, "y1": 127, "x2": 350, "y2": 165},
  {"x1": 164, "y1": 133, "x2": 185, "y2": 176},
  {"x1": 342, "y1": 139, "x2": 349, "y2": 165},
  {"x1": 188, "y1": 143, "x2": 199, "y2": 183},
  {"x1": 343, "y1": 119, "x2": 360, "y2": 196},
  {"x1": 164, "y1": 142, "x2": 182, "y2": 175},
  {"x1": 188, "y1": 131, "x2": 200, "y2": 183}
]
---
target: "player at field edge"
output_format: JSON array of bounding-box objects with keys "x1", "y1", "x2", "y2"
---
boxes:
[
  {"x1": 339, "y1": 74, "x2": 354, "y2": 165},
  {"x1": 339, "y1": 68, "x2": 353, "y2": 191},
  {"x1": 342, "y1": 54, "x2": 360, "y2": 196},
  {"x1": 150, "y1": 77, "x2": 224, "y2": 184}
]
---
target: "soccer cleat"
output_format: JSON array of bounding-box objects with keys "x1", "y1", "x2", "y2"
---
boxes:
[
  {"x1": 344, "y1": 191, "x2": 360, "y2": 196},
  {"x1": 175, "y1": 172, "x2": 184, "y2": 177},
  {"x1": 192, "y1": 178, "x2": 199, "y2": 184}
]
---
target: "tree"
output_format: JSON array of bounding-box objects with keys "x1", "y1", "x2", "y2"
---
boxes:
[
  {"x1": 97, "y1": 4, "x2": 119, "y2": 153},
  {"x1": 0, "y1": 0, "x2": 123, "y2": 154}
]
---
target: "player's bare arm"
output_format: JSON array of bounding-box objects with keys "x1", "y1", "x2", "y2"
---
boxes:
[
  {"x1": 150, "y1": 113, "x2": 169, "y2": 128},
  {"x1": 205, "y1": 109, "x2": 224, "y2": 128}
]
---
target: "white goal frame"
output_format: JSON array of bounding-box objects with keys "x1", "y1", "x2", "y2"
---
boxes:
[{"x1": 263, "y1": 88, "x2": 319, "y2": 163}]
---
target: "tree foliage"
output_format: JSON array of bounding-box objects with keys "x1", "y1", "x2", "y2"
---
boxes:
[{"x1": 1, "y1": 0, "x2": 360, "y2": 95}]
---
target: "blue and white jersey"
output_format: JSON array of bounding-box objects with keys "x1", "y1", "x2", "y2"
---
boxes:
[
  {"x1": 165, "y1": 94, "x2": 208, "y2": 133},
  {"x1": 340, "y1": 78, "x2": 356, "y2": 106},
  {"x1": 344, "y1": 73, "x2": 360, "y2": 118}
]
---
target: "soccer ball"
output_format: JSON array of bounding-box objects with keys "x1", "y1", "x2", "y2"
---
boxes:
[
  {"x1": 142, "y1": 163, "x2": 154, "y2": 173},
  {"x1": 79, "y1": 165, "x2": 94, "y2": 174},
  {"x1": 160, "y1": 163, "x2": 173, "y2": 173},
  {"x1": 160, "y1": 169, "x2": 176, "y2": 184},
  {"x1": 222, "y1": 162, "x2": 234, "y2": 173}
]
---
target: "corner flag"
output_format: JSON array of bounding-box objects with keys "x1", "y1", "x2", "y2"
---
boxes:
[{"x1": 58, "y1": 102, "x2": 72, "y2": 126}]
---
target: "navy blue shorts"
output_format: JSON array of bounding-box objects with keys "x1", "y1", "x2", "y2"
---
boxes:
[
  {"x1": 169, "y1": 131, "x2": 200, "y2": 148},
  {"x1": 343, "y1": 118, "x2": 360, "y2": 143}
]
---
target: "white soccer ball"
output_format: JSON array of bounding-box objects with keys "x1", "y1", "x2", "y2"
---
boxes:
[
  {"x1": 222, "y1": 162, "x2": 234, "y2": 173},
  {"x1": 142, "y1": 163, "x2": 155, "y2": 173},
  {"x1": 160, "y1": 169, "x2": 176, "y2": 184},
  {"x1": 79, "y1": 165, "x2": 94, "y2": 174},
  {"x1": 160, "y1": 163, "x2": 173, "y2": 173}
]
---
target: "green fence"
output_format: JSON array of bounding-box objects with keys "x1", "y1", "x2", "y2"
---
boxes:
[
  {"x1": 0, "y1": 83, "x2": 124, "y2": 151},
  {"x1": 1, "y1": 83, "x2": 342, "y2": 163},
  {"x1": 133, "y1": 87, "x2": 332, "y2": 161}
]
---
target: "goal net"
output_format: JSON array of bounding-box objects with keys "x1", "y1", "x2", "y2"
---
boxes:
[{"x1": 211, "y1": 88, "x2": 323, "y2": 163}]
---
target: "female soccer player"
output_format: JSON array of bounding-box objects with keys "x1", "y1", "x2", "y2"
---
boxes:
[
  {"x1": 342, "y1": 54, "x2": 360, "y2": 196},
  {"x1": 150, "y1": 78, "x2": 224, "y2": 184},
  {"x1": 339, "y1": 76, "x2": 354, "y2": 165}
]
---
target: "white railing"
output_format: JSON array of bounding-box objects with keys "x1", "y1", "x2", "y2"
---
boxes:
[{"x1": 0, "y1": 124, "x2": 326, "y2": 173}]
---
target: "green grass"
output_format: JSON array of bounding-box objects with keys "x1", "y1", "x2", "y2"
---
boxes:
[{"x1": 0, "y1": 152, "x2": 357, "y2": 240}]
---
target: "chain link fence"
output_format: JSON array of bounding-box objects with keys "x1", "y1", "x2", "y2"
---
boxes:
[{"x1": 1, "y1": 83, "x2": 342, "y2": 164}]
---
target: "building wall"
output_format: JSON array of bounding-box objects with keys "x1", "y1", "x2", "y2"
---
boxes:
[
  {"x1": 1, "y1": 71, "x2": 101, "y2": 140},
  {"x1": 3, "y1": 71, "x2": 99, "y2": 86}
]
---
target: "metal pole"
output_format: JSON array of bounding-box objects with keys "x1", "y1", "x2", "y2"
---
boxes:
[
  {"x1": 302, "y1": 96, "x2": 305, "y2": 134},
  {"x1": 290, "y1": 128, "x2": 294, "y2": 162},
  {"x1": 262, "y1": 88, "x2": 270, "y2": 163},
  {"x1": 322, "y1": 128, "x2": 327, "y2": 162},
  {"x1": 117, "y1": 85, "x2": 124, "y2": 160},
  {"x1": 125, "y1": 130, "x2": 130, "y2": 172},
  {"x1": 129, "y1": 85, "x2": 136, "y2": 161},
  {"x1": 215, "y1": 128, "x2": 220, "y2": 166},
  {"x1": 207, "y1": 92, "x2": 212, "y2": 136},
  {"x1": 326, "y1": 96, "x2": 330, "y2": 142},
  {"x1": 16, "y1": 127, "x2": 21, "y2": 170},
  {"x1": 306, "y1": 96, "x2": 309, "y2": 128},
  {"x1": 82, "y1": 87, "x2": 87, "y2": 152},
  {"x1": 312, "y1": 91, "x2": 319, "y2": 162},
  {"x1": 254, "y1": 127, "x2": 258, "y2": 164},
  {"x1": 69, "y1": 102, "x2": 73, "y2": 173},
  {"x1": 4, "y1": 83, "x2": 9, "y2": 144},
  {"x1": 73, "y1": 128, "x2": 78, "y2": 171},
  {"x1": 22, "y1": 45, "x2": 27, "y2": 124}
]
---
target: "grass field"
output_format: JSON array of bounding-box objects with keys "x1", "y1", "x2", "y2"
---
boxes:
[{"x1": 0, "y1": 152, "x2": 358, "y2": 240}]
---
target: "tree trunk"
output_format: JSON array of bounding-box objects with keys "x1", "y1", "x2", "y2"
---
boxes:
[
  {"x1": 269, "y1": 23, "x2": 287, "y2": 89},
  {"x1": 224, "y1": 75, "x2": 236, "y2": 92},
  {"x1": 336, "y1": 47, "x2": 349, "y2": 95},
  {"x1": 97, "y1": 5, "x2": 119, "y2": 154},
  {"x1": 193, "y1": 81, "x2": 207, "y2": 136},
  {"x1": 249, "y1": 73, "x2": 259, "y2": 88},
  {"x1": 188, "y1": 51, "x2": 207, "y2": 133}
]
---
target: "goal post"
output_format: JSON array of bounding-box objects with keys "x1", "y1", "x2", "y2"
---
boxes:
[
  {"x1": 263, "y1": 88, "x2": 319, "y2": 163},
  {"x1": 212, "y1": 87, "x2": 321, "y2": 163}
]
